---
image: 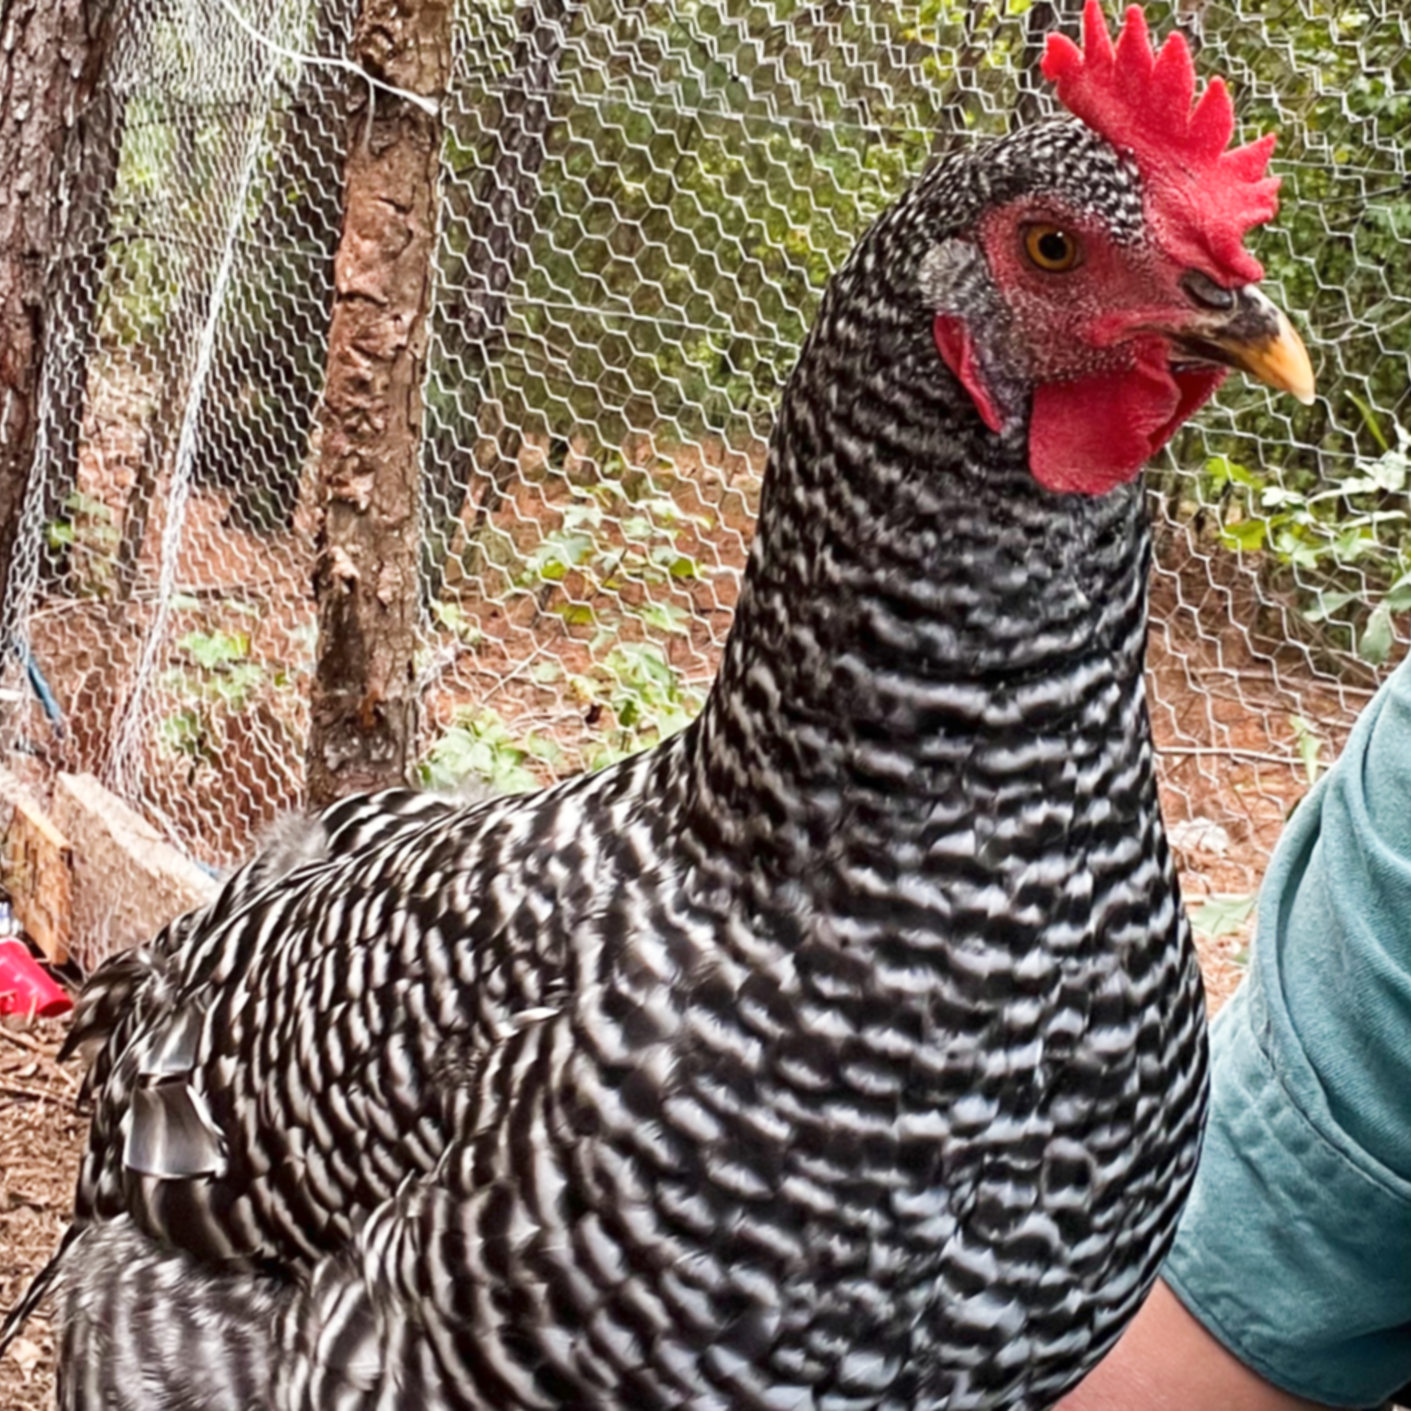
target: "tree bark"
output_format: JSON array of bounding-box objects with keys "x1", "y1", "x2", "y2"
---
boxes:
[
  {"x1": 0, "y1": 0, "x2": 120, "y2": 631},
  {"x1": 42, "y1": 73, "x2": 127, "y2": 583},
  {"x1": 306, "y1": 0, "x2": 452, "y2": 806}
]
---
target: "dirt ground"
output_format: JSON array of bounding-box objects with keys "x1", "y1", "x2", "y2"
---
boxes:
[{"x1": 0, "y1": 1019, "x2": 83, "y2": 1411}]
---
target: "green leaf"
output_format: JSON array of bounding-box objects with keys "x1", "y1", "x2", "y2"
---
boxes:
[
  {"x1": 552, "y1": 603, "x2": 597, "y2": 627},
  {"x1": 1190, "y1": 893, "x2": 1258, "y2": 940},
  {"x1": 63, "y1": 490, "x2": 113, "y2": 522},
  {"x1": 633, "y1": 600, "x2": 691, "y2": 636},
  {"x1": 1348, "y1": 391, "x2": 1390, "y2": 454},
  {"x1": 158, "y1": 709, "x2": 209, "y2": 762},
  {"x1": 210, "y1": 662, "x2": 266, "y2": 709},
  {"x1": 1205, "y1": 456, "x2": 1258, "y2": 491},
  {"x1": 1366, "y1": 448, "x2": 1408, "y2": 494},
  {"x1": 178, "y1": 630, "x2": 251, "y2": 670},
  {"x1": 1359, "y1": 601, "x2": 1396, "y2": 665},
  {"x1": 419, "y1": 709, "x2": 563, "y2": 796},
  {"x1": 430, "y1": 601, "x2": 482, "y2": 645},
  {"x1": 1382, "y1": 572, "x2": 1411, "y2": 614},
  {"x1": 1218, "y1": 517, "x2": 1268, "y2": 553},
  {"x1": 1302, "y1": 590, "x2": 1357, "y2": 624},
  {"x1": 523, "y1": 530, "x2": 595, "y2": 584}
]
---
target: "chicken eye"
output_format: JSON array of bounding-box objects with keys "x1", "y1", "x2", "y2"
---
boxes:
[{"x1": 1022, "y1": 224, "x2": 1081, "y2": 273}]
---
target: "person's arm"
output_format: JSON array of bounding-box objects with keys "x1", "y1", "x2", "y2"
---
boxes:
[{"x1": 1058, "y1": 1279, "x2": 1329, "y2": 1411}]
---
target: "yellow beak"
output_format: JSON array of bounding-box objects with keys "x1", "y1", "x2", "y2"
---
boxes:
[{"x1": 1178, "y1": 284, "x2": 1316, "y2": 406}]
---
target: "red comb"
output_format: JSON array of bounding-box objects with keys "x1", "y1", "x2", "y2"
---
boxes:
[{"x1": 1041, "y1": 1, "x2": 1279, "y2": 284}]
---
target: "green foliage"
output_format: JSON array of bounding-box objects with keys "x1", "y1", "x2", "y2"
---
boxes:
[
  {"x1": 1198, "y1": 423, "x2": 1411, "y2": 662},
  {"x1": 1119, "y1": 4, "x2": 1411, "y2": 460},
  {"x1": 158, "y1": 619, "x2": 290, "y2": 769},
  {"x1": 435, "y1": 0, "x2": 1037, "y2": 449},
  {"x1": 571, "y1": 640, "x2": 707, "y2": 765},
  {"x1": 45, "y1": 491, "x2": 120, "y2": 596},
  {"x1": 429, "y1": 599, "x2": 485, "y2": 646},
  {"x1": 1138, "y1": 5, "x2": 1411, "y2": 641},
  {"x1": 174, "y1": 630, "x2": 264, "y2": 697},
  {"x1": 97, "y1": 11, "x2": 341, "y2": 532},
  {"x1": 91, "y1": 1, "x2": 1411, "y2": 800},
  {"x1": 100, "y1": 102, "x2": 185, "y2": 347},
  {"x1": 1190, "y1": 891, "x2": 1258, "y2": 943},
  {"x1": 521, "y1": 466, "x2": 710, "y2": 753},
  {"x1": 427, "y1": 458, "x2": 712, "y2": 768},
  {"x1": 428, "y1": 0, "x2": 1411, "y2": 653},
  {"x1": 420, "y1": 708, "x2": 565, "y2": 793},
  {"x1": 516, "y1": 468, "x2": 709, "y2": 635}
]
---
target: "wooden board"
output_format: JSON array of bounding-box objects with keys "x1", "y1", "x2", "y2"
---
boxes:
[
  {"x1": 2, "y1": 793, "x2": 73, "y2": 965},
  {"x1": 53, "y1": 773, "x2": 216, "y2": 971}
]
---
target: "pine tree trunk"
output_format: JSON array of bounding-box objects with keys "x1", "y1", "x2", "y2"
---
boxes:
[
  {"x1": 43, "y1": 73, "x2": 127, "y2": 555},
  {"x1": 0, "y1": 0, "x2": 119, "y2": 632},
  {"x1": 306, "y1": 0, "x2": 452, "y2": 806}
]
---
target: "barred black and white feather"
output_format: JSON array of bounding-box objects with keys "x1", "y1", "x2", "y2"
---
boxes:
[{"x1": 6, "y1": 117, "x2": 1215, "y2": 1411}]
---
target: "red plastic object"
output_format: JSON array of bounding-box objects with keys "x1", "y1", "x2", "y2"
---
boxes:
[{"x1": 0, "y1": 936, "x2": 72, "y2": 1019}]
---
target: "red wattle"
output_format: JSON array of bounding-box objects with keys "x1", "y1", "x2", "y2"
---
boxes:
[
  {"x1": 934, "y1": 313, "x2": 1006, "y2": 434},
  {"x1": 1028, "y1": 345, "x2": 1225, "y2": 496}
]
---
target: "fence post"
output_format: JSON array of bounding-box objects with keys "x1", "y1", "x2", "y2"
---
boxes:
[{"x1": 307, "y1": 0, "x2": 452, "y2": 807}]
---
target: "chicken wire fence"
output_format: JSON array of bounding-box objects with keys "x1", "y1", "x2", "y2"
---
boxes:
[{"x1": 2, "y1": 0, "x2": 1408, "y2": 964}]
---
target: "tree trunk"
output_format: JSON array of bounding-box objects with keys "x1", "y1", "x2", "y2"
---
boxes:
[
  {"x1": 43, "y1": 70, "x2": 128, "y2": 557},
  {"x1": 306, "y1": 0, "x2": 452, "y2": 806},
  {"x1": 0, "y1": 0, "x2": 120, "y2": 632}
]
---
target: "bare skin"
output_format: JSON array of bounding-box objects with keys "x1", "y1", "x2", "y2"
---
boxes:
[{"x1": 1058, "y1": 1279, "x2": 1331, "y2": 1411}]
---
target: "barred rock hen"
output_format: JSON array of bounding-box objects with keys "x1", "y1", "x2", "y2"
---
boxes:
[{"x1": 6, "y1": 6, "x2": 1313, "y2": 1408}]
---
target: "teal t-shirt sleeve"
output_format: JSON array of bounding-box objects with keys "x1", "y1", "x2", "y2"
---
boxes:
[{"x1": 1163, "y1": 655, "x2": 1411, "y2": 1409}]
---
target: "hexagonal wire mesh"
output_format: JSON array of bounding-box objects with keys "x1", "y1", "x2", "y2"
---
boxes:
[{"x1": 1, "y1": 0, "x2": 1406, "y2": 971}]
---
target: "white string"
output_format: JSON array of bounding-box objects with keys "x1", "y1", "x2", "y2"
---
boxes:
[{"x1": 211, "y1": 0, "x2": 439, "y2": 116}]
